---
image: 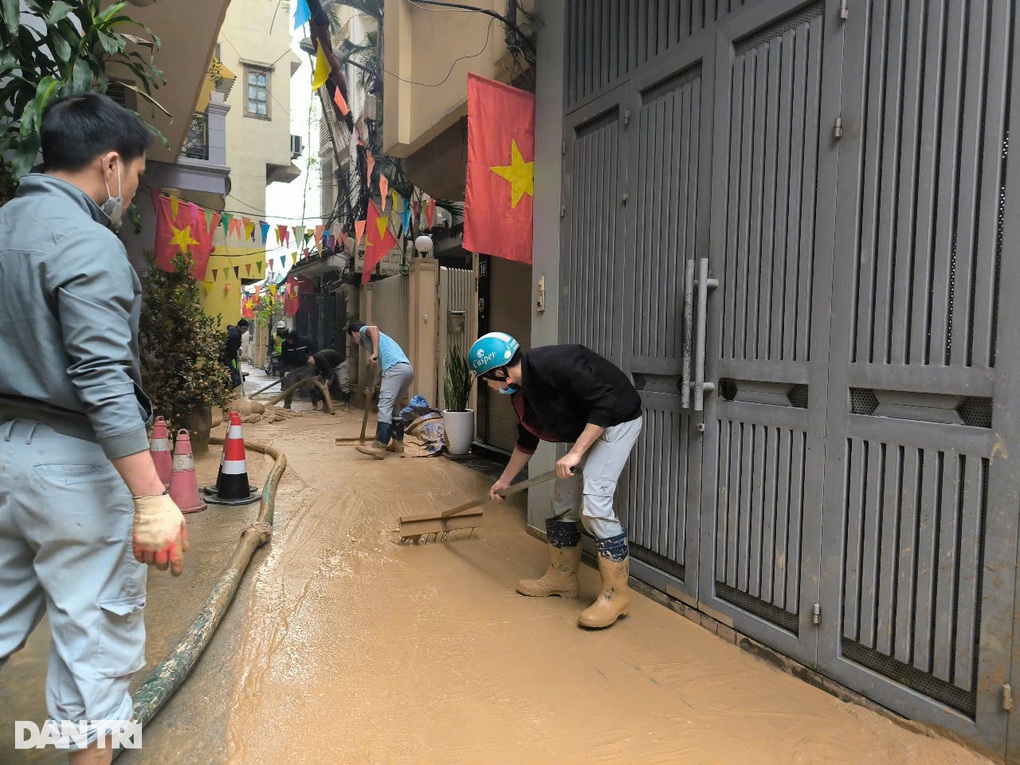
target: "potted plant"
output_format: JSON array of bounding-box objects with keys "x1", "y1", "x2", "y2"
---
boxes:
[
  {"x1": 443, "y1": 343, "x2": 474, "y2": 455},
  {"x1": 139, "y1": 252, "x2": 233, "y2": 453}
]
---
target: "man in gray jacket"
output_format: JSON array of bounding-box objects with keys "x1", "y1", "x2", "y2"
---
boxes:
[{"x1": 0, "y1": 94, "x2": 187, "y2": 763}]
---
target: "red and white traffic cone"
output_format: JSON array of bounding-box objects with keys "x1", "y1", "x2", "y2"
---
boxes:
[
  {"x1": 169, "y1": 429, "x2": 207, "y2": 514},
  {"x1": 205, "y1": 411, "x2": 260, "y2": 505},
  {"x1": 150, "y1": 416, "x2": 172, "y2": 489}
]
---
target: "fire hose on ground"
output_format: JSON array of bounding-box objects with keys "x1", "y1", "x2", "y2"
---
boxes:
[{"x1": 126, "y1": 438, "x2": 287, "y2": 733}]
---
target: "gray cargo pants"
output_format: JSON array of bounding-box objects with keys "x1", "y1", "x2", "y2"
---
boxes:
[
  {"x1": 0, "y1": 420, "x2": 146, "y2": 744},
  {"x1": 377, "y1": 362, "x2": 414, "y2": 423},
  {"x1": 551, "y1": 416, "x2": 643, "y2": 539}
]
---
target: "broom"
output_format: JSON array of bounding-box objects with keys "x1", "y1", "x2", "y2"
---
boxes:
[{"x1": 397, "y1": 470, "x2": 558, "y2": 543}]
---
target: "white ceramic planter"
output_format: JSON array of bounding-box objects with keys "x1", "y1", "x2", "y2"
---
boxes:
[{"x1": 443, "y1": 409, "x2": 475, "y2": 455}]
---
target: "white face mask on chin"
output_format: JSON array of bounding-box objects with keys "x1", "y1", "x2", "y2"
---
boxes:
[{"x1": 99, "y1": 161, "x2": 123, "y2": 226}]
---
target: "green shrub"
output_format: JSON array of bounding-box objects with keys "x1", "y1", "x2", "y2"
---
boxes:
[{"x1": 138, "y1": 253, "x2": 232, "y2": 429}]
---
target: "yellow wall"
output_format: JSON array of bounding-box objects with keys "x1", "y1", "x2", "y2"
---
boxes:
[
  {"x1": 199, "y1": 244, "x2": 268, "y2": 324},
  {"x1": 382, "y1": 0, "x2": 532, "y2": 158}
]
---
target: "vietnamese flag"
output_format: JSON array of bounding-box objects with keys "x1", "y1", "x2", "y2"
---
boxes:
[
  {"x1": 151, "y1": 191, "x2": 216, "y2": 280},
  {"x1": 362, "y1": 199, "x2": 397, "y2": 285},
  {"x1": 463, "y1": 73, "x2": 535, "y2": 264}
]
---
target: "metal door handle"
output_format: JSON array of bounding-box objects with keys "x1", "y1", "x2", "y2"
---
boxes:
[
  {"x1": 680, "y1": 258, "x2": 695, "y2": 409},
  {"x1": 694, "y1": 257, "x2": 718, "y2": 412}
]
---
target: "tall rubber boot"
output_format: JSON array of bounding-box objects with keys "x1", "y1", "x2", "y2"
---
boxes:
[
  {"x1": 517, "y1": 519, "x2": 582, "y2": 599},
  {"x1": 356, "y1": 421, "x2": 392, "y2": 459},
  {"x1": 578, "y1": 534, "x2": 631, "y2": 628},
  {"x1": 387, "y1": 419, "x2": 404, "y2": 454}
]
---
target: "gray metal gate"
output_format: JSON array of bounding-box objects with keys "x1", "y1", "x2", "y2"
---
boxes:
[
  {"x1": 561, "y1": 0, "x2": 1020, "y2": 756},
  {"x1": 297, "y1": 291, "x2": 334, "y2": 353}
]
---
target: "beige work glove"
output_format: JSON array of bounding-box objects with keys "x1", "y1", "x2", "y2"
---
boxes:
[{"x1": 132, "y1": 492, "x2": 188, "y2": 576}]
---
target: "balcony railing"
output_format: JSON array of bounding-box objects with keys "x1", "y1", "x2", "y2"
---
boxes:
[{"x1": 183, "y1": 112, "x2": 209, "y2": 160}]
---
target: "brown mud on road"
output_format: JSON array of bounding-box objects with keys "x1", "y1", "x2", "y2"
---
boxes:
[{"x1": 1, "y1": 406, "x2": 994, "y2": 764}]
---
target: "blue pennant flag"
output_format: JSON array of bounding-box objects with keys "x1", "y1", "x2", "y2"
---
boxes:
[{"x1": 294, "y1": 0, "x2": 311, "y2": 29}]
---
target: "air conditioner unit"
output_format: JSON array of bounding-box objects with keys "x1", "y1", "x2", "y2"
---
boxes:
[{"x1": 290, "y1": 135, "x2": 303, "y2": 159}]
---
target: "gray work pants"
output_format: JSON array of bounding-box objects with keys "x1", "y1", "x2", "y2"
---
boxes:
[
  {"x1": 552, "y1": 417, "x2": 643, "y2": 539},
  {"x1": 377, "y1": 362, "x2": 414, "y2": 423},
  {"x1": 0, "y1": 420, "x2": 145, "y2": 745}
]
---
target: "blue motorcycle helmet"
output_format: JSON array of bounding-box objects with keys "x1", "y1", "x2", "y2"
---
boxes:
[{"x1": 469, "y1": 332, "x2": 521, "y2": 394}]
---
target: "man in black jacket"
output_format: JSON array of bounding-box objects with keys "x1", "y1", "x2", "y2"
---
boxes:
[
  {"x1": 280, "y1": 329, "x2": 314, "y2": 375},
  {"x1": 221, "y1": 318, "x2": 249, "y2": 390},
  {"x1": 307, "y1": 347, "x2": 350, "y2": 408},
  {"x1": 468, "y1": 332, "x2": 643, "y2": 629}
]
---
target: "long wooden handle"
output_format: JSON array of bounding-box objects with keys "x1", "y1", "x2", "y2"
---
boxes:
[
  {"x1": 440, "y1": 470, "x2": 558, "y2": 519},
  {"x1": 358, "y1": 367, "x2": 379, "y2": 441}
]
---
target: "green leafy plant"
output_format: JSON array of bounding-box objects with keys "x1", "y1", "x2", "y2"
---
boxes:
[
  {"x1": 443, "y1": 343, "x2": 471, "y2": 413},
  {"x1": 139, "y1": 252, "x2": 232, "y2": 430},
  {"x1": 208, "y1": 58, "x2": 227, "y2": 89},
  {"x1": 0, "y1": 0, "x2": 168, "y2": 202},
  {"x1": 253, "y1": 291, "x2": 279, "y2": 327}
]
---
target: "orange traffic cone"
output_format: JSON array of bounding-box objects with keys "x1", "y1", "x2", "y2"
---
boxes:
[
  {"x1": 204, "y1": 411, "x2": 260, "y2": 505},
  {"x1": 169, "y1": 429, "x2": 207, "y2": 514},
  {"x1": 149, "y1": 416, "x2": 172, "y2": 489}
]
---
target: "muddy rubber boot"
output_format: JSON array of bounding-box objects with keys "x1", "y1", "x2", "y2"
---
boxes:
[
  {"x1": 387, "y1": 419, "x2": 404, "y2": 454},
  {"x1": 578, "y1": 534, "x2": 631, "y2": 629},
  {"x1": 356, "y1": 422, "x2": 392, "y2": 460},
  {"x1": 517, "y1": 519, "x2": 582, "y2": 599}
]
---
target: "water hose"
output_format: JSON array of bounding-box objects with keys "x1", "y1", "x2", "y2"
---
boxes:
[{"x1": 128, "y1": 438, "x2": 287, "y2": 729}]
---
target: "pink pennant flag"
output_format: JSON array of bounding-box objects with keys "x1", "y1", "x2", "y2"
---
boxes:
[
  {"x1": 333, "y1": 87, "x2": 350, "y2": 116},
  {"x1": 314, "y1": 224, "x2": 325, "y2": 246},
  {"x1": 379, "y1": 175, "x2": 389, "y2": 211},
  {"x1": 366, "y1": 153, "x2": 375, "y2": 182},
  {"x1": 426, "y1": 197, "x2": 437, "y2": 229},
  {"x1": 354, "y1": 219, "x2": 366, "y2": 247}
]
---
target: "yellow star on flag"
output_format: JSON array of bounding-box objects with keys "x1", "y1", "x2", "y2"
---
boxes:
[
  {"x1": 489, "y1": 138, "x2": 534, "y2": 209},
  {"x1": 170, "y1": 224, "x2": 198, "y2": 251},
  {"x1": 375, "y1": 214, "x2": 390, "y2": 241}
]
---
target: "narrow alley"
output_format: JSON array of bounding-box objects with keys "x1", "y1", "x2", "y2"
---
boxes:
[{"x1": 1, "y1": 366, "x2": 993, "y2": 763}]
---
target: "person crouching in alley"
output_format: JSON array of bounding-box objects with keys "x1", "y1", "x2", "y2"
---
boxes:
[
  {"x1": 468, "y1": 332, "x2": 643, "y2": 629},
  {"x1": 348, "y1": 322, "x2": 414, "y2": 458}
]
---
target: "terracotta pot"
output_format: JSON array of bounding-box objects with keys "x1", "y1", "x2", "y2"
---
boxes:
[{"x1": 180, "y1": 403, "x2": 213, "y2": 455}]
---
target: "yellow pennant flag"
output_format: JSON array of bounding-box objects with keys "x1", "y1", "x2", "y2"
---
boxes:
[{"x1": 312, "y1": 41, "x2": 332, "y2": 90}]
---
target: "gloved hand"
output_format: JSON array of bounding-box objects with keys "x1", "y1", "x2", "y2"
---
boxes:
[{"x1": 132, "y1": 492, "x2": 188, "y2": 576}]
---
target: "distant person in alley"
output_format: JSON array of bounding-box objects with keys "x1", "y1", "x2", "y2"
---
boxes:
[
  {"x1": 0, "y1": 93, "x2": 188, "y2": 763},
  {"x1": 348, "y1": 322, "x2": 414, "y2": 458},
  {"x1": 468, "y1": 332, "x2": 643, "y2": 629},
  {"x1": 221, "y1": 317, "x2": 249, "y2": 390}
]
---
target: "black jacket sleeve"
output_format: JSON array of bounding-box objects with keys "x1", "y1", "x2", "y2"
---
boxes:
[{"x1": 515, "y1": 423, "x2": 540, "y2": 454}]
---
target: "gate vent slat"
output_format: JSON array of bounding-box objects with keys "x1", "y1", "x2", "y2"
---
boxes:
[{"x1": 842, "y1": 438, "x2": 987, "y2": 710}]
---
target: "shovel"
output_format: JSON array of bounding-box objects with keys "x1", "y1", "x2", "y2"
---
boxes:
[{"x1": 336, "y1": 366, "x2": 380, "y2": 444}]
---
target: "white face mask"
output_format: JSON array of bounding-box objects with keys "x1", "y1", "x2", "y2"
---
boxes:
[{"x1": 99, "y1": 160, "x2": 123, "y2": 226}]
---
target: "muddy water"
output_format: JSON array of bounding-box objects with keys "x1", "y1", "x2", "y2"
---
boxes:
[
  {"x1": 0, "y1": 404, "x2": 993, "y2": 764},
  {"x1": 212, "y1": 413, "x2": 989, "y2": 764}
]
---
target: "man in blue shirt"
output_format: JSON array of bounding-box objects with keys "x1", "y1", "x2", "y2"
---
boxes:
[{"x1": 348, "y1": 322, "x2": 414, "y2": 457}]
